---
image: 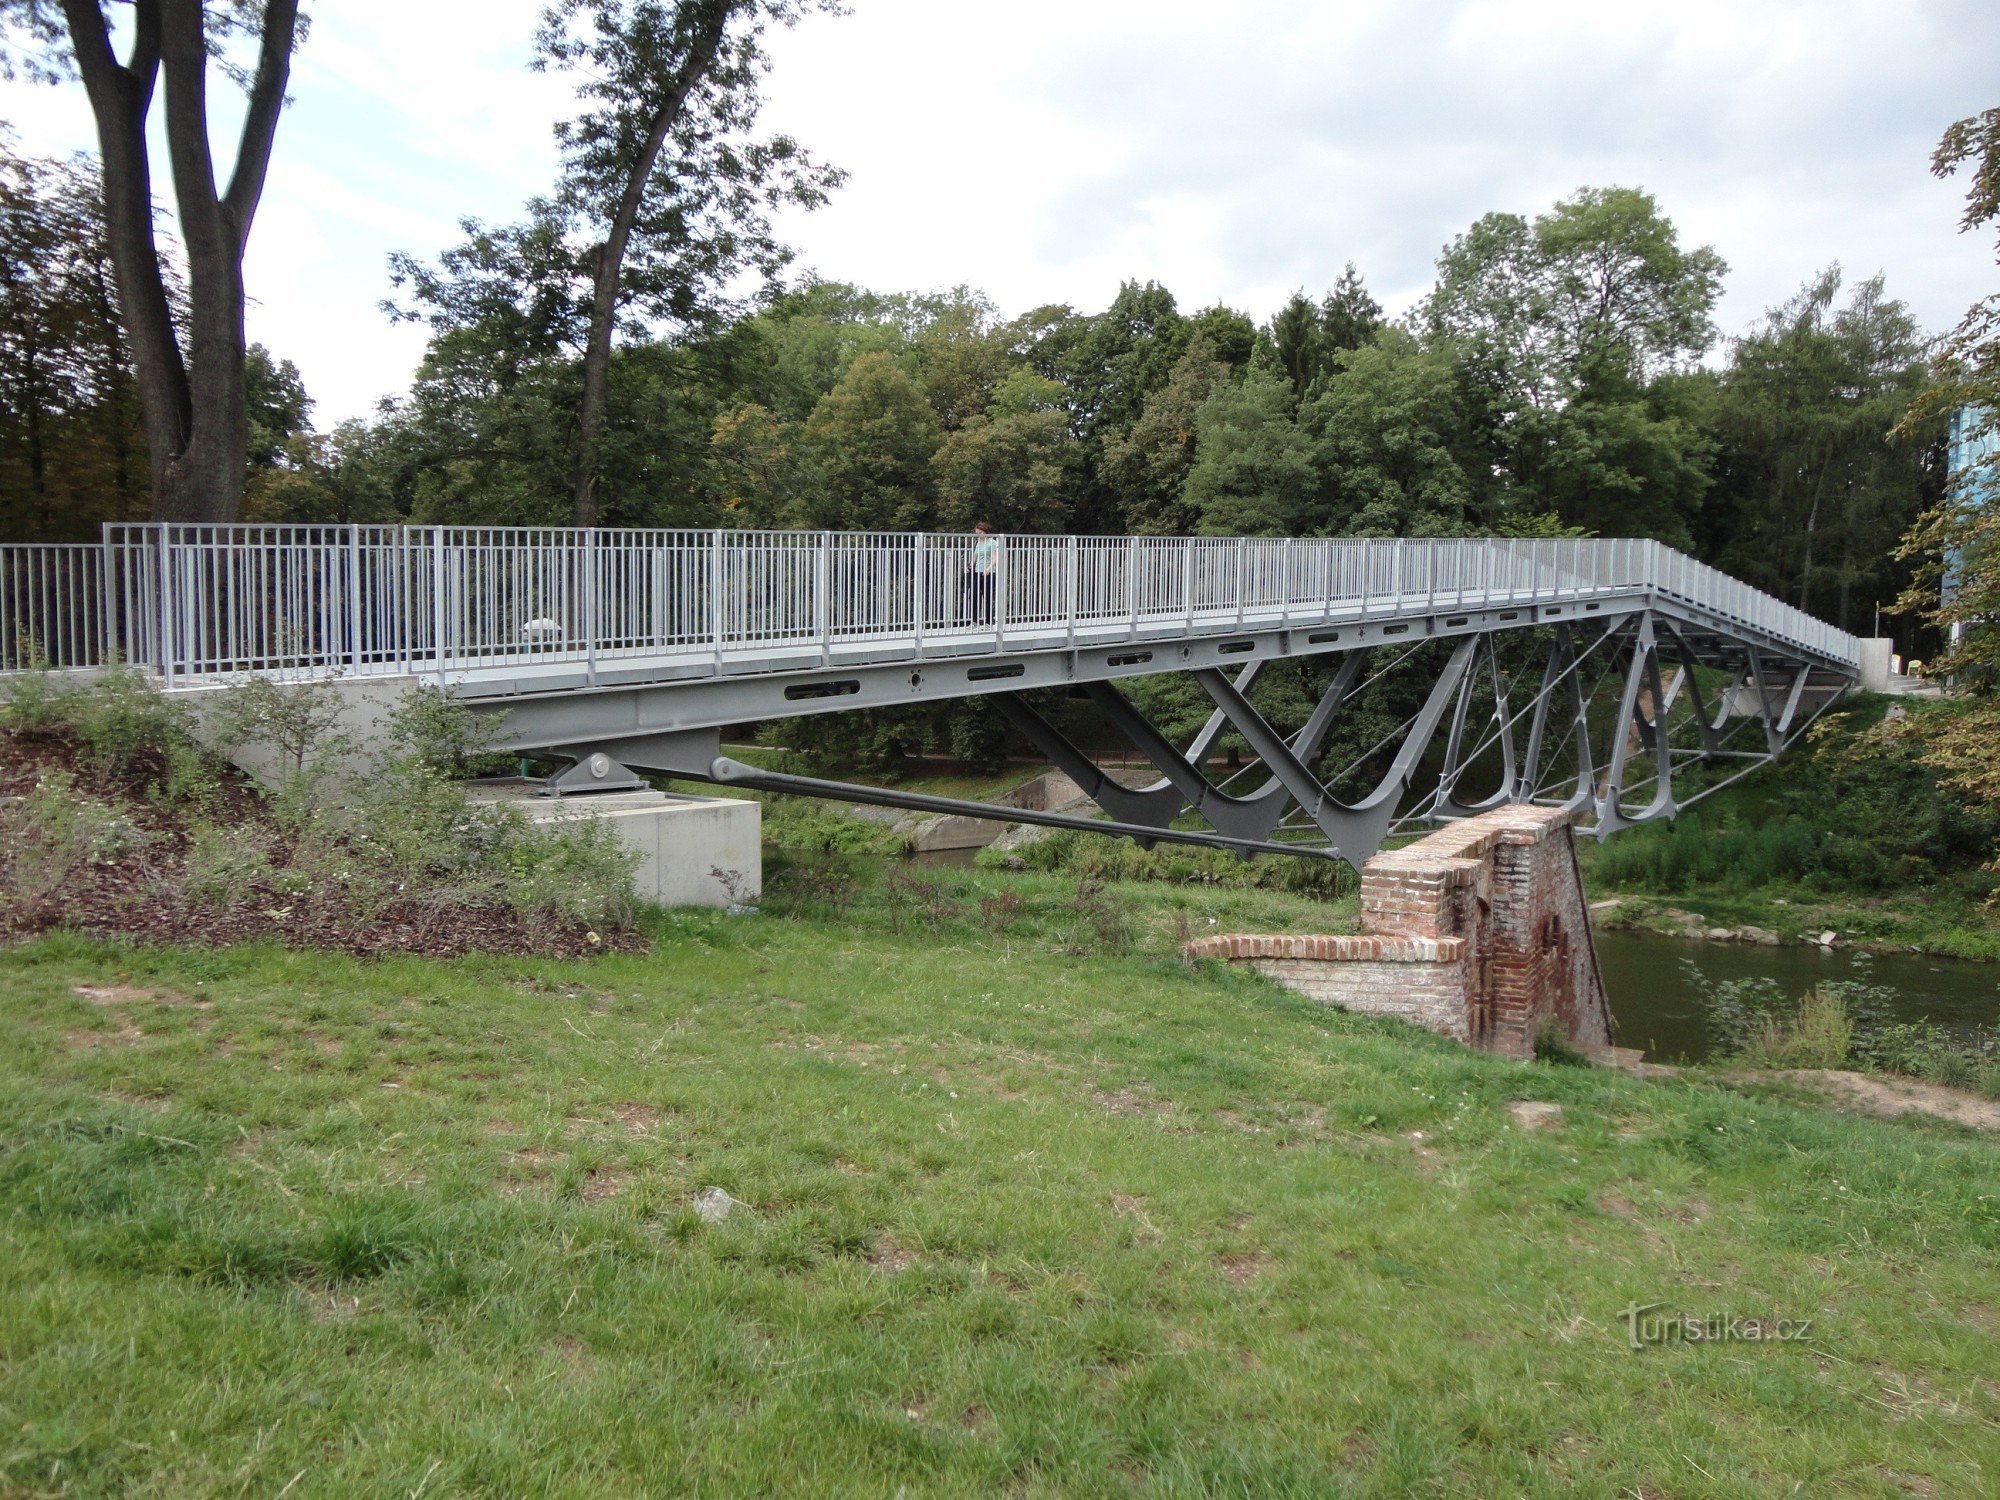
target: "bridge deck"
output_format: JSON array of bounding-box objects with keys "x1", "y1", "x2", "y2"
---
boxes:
[{"x1": 2, "y1": 527, "x2": 1860, "y2": 691}]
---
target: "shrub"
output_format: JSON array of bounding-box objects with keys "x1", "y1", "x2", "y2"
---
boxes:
[
  {"x1": 2, "y1": 659, "x2": 193, "y2": 782},
  {"x1": 1733, "y1": 987, "x2": 1854, "y2": 1070},
  {"x1": 206, "y1": 676, "x2": 354, "y2": 783}
]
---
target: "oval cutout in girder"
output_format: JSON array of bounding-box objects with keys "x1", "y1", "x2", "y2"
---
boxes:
[
  {"x1": 1106, "y1": 651, "x2": 1153, "y2": 667},
  {"x1": 785, "y1": 679, "x2": 860, "y2": 700},
  {"x1": 1381, "y1": 623, "x2": 1410, "y2": 636},
  {"x1": 968, "y1": 663, "x2": 1025, "y2": 681},
  {"x1": 1307, "y1": 630, "x2": 1341, "y2": 644},
  {"x1": 1444, "y1": 615, "x2": 1469, "y2": 628},
  {"x1": 1217, "y1": 640, "x2": 1255, "y2": 655},
  {"x1": 1498, "y1": 611, "x2": 1519, "y2": 621}
]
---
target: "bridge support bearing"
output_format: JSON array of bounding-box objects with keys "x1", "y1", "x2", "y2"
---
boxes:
[{"x1": 540, "y1": 749, "x2": 648, "y2": 797}]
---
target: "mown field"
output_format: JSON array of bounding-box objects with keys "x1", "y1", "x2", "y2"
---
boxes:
[{"x1": 2, "y1": 876, "x2": 1998, "y2": 1497}]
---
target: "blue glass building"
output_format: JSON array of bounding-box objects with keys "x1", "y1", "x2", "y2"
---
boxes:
[{"x1": 1945, "y1": 406, "x2": 1998, "y2": 647}]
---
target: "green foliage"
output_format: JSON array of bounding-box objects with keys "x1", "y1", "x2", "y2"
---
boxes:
[
  {"x1": 998, "y1": 825, "x2": 1356, "y2": 899},
  {"x1": 1269, "y1": 262, "x2": 1383, "y2": 399},
  {"x1": 2, "y1": 658, "x2": 192, "y2": 781},
  {"x1": 929, "y1": 402, "x2": 1071, "y2": 533},
  {"x1": 1100, "y1": 336, "x2": 1232, "y2": 534},
  {"x1": 799, "y1": 351, "x2": 940, "y2": 529},
  {"x1": 0, "y1": 671, "x2": 639, "y2": 938},
  {"x1": 1708, "y1": 270, "x2": 1935, "y2": 633},
  {"x1": 205, "y1": 675, "x2": 354, "y2": 783},
  {"x1": 1731, "y1": 986, "x2": 1856, "y2": 1070},
  {"x1": 0, "y1": 140, "x2": 152, "y2": 538},
  {"x1": 1185, "y1": 362, "x2": 1316, "y2": 535},
  {"x1": 1299, "y1": 336, "x2": 1482, "y2": 536},
  {"x1": 1592, "y1": 700, "x2": 2000, "y2": 899}
]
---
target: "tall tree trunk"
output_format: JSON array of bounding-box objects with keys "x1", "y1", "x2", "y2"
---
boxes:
[
  {"x1": 570, "y1": 6, "x2": 730, "y2": 527},
  {"x1": 59, "y1": 0, "x2": 297, "y2": 526}
]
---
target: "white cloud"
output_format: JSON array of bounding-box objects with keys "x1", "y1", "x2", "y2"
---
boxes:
[{"x1": 3, "y1": 0, "x2": 1995, "y2": 421}]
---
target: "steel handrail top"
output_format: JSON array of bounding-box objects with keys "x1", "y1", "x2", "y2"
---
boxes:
[{"x1": 3, "y1": 525, "x2": 1864, "y2": 685}]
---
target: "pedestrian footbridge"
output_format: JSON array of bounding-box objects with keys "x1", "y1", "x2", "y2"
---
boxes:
[{"x1": 2, "y1": 525, "x2": 1872, "y2": 865}]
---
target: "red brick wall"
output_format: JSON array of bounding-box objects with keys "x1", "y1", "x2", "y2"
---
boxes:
[{"x1": 1184, "y1": 805, "x2": 1612, "y2": 1057}]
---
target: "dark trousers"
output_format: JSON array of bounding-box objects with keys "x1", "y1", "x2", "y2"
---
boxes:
[{"x1": 959, "y1": 572, "x2": 995, "y2": 626}]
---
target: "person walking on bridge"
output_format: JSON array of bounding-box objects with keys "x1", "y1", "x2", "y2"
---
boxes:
[{"x1": 961, "y1": 522, "x2": 1000, "y2": 627}]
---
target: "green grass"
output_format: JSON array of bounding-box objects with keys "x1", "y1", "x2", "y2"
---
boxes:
[{"x1": 4, "y1": 883, "x2": 2000, "y2": 1495}]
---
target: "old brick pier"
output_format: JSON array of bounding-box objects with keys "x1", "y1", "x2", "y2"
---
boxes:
[{"x1": 1184, "y1": 804, "x2": 1613, "y2": 1058}]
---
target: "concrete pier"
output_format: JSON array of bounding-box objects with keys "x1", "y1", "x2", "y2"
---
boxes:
[{"x1": 466, "y1": 780, "x2": 761, "y2": 910}]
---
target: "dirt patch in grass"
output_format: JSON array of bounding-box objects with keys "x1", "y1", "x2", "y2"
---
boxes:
[
  {"x1": 611, "y1": 1103, "x2": 664, "y2": 1137},
  {"x1": 868, "y1": 1235, "x2": 915, "y2": 1273},
  {"x1": 1766, "y1": 1069, "x2": 2000, "y2": 1132},
  {"x1": 68, "y1": 1022, "x2": 145, "y2": 1049},
  {"x1": 1092, "y1": 1086, "x2": 1177, "y2": 1119},
  {"x1": 579, "y1": 1169, "x2": 626, "y2": 1202},
  {"x1": 1217, "y1": 1250, "x2": 1275, "y2": 1285}
]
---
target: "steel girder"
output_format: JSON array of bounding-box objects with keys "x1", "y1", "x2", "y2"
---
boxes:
[{"x1": 509, "y1": 606, "x2": 1852, "y2": 870}]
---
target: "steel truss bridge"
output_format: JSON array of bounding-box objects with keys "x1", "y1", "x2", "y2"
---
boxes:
[{"x1": 2, "y1": 525, "x2": 1863, "y2": 866}]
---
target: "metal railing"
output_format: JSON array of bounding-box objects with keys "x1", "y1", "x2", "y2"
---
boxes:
[{"x1": 0, "y1": 525, "x2": 1862, "y2": 687}]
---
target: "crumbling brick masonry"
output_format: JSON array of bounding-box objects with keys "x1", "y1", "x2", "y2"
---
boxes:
[{"x1": 1184, "y1": 805, "x2": 1613, "y2": 1058}]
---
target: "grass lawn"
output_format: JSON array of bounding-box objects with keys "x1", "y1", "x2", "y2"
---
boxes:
[{"x1": 3, "y1": 872, "x2": 1999, "y2": 1496}]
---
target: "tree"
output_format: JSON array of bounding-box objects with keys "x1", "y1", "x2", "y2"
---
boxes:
[
  {"x1": 1269, "y1": 263, "x2": 1382, "y2": 400},
  {"x1": 1707, "y1": 269, "x2": 1936, "y2": 631},
  {"x1": 0, "y1": 140, "x2": 148, "y2": 536},
  {"x1": 5, "y1": 0, "x2": 306, "y2": 522},
  {"x1": 709, "y1": 401, "x2": 799, "y2": 526},
  {"x1": 799, "y1": 351, "x2": 938, "y2": 530},
  {"x1": 1298, "y1": 336, "x2": 1481, "y2": 537},
  {"x1": 1894, "y1": 107, "x2": 2000, "y2": 691},
  {"x1": 1427, "y1": 188, "x2": 1726, "y2": 399},
  {"x1": 931, "y1": 370, "x2": 1072, "y2": 533},
  {"x1": 1099, "y1": 335, "x2": 1230, "y2": 535},
  {"x1": 1423, "y1": 187, "x2": 1727, "y2": 540},
  {"x1": 243, "y1": 343, "x2": 308, "y2": 467},
  {"x1": 1184, "y1": 362, "x2": 1316, "y2": 535},
  {"x1": 533, "y1": 0, "x2": 843, "y2": 525}
]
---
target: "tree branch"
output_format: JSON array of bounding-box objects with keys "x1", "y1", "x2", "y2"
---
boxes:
[
  {"x1": 222, "y1": 0, "x2": 299, "y2": 243},
  {"x1": 157, "y1": 0, "x2": 222, "y2": 255}
]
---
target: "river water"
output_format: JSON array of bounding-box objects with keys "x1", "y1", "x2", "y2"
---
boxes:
[{"x1": 1595, "y1": 930, "x2": 2000, "y2": 1063}]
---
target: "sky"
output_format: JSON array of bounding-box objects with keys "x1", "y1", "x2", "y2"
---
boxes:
[{"x1": 2, "y1": 0, "x2": 1996, "y2": 424}]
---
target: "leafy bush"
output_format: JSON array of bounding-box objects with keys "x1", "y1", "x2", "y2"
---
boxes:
[
  {"x1": 205, "y1": 676, "x2": 355, "y2": 782},
  {"x1": 1732, "y1": 987, "x2": 1855, "y2": 1070},
  {"x1": 3, "y1": 659, "x2": 194, "y2": 782},
  {"x1": 1, "y1": 671, "x2": 643, "y2": 944}
]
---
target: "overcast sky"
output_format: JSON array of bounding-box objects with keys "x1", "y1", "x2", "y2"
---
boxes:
[{"x1": 3, "y1": 0, "x2": 1996, "y2": 423}]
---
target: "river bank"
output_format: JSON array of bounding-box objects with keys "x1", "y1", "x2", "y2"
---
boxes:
[{"x1": 1587, "y1": 888, "x2": 2000, "y2": 962}]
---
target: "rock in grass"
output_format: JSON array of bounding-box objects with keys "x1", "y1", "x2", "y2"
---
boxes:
[
  {"x1": 1508, "y1": 1101, "x2": 1564, "y2": 1132},
  {"x1": 694, "y1": 1186, "x2": 744, "y2": 1224}
]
